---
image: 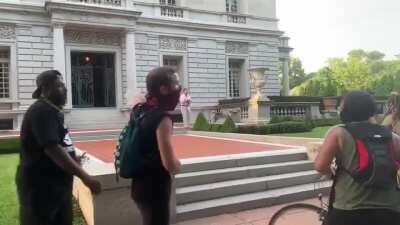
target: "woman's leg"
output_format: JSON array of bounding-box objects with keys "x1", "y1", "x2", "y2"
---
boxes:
[{"x1": 131, "y1": 174, "x2": 172, "y2": 225}]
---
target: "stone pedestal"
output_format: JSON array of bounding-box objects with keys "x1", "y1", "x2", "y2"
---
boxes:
[{"x1": 248, "y1": 100, "x2": 271, "y2": 124}]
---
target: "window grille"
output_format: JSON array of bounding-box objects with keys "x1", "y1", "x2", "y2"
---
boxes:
[
  {"x1": 0, "y1": 49, "x2": 10, "y2": 99},
  {"x1": 228, "y1": 61, "x2": 241, "y2": 98}
]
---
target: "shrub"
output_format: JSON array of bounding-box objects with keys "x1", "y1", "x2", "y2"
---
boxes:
[
  {"x1": 219, "y1": 116, "x2": 237, "y2": 133},
  {"x1": 192, "y1": 112, "x2": 210, "y2": 131},
  {"x1": 209, "y1": 124, "x2": 222, "y2": 132},
  {"x1": 237, "y1": 121, "x2": 311, "y2": 135},
  {"x1": 312, "y1": 117, "x2": 340, "y2": 127},
  {"x1": 0, "y1": 138, "x2": 21, "y2": 154}
]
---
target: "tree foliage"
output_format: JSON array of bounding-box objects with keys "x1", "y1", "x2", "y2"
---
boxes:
[{"x1": 290, "y1": 49, "x2": 400, "y2": 96}]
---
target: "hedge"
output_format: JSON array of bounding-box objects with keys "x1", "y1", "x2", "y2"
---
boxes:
[
  {"x1": 0, "y1": 138, "x2": 21, "y2": 154},
  {"x1": 237, "y1": 121, "x2": 312, "y2": 135}
]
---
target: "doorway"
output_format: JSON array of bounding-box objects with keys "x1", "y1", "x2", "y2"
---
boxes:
[{"x1": 71, "y1": 52, "x2": 116, "y2": 108}]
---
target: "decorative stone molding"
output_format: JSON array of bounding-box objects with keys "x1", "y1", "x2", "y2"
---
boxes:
[
  {"x1": 159, "y1": 37, "x2": 187, "y2": 51},
  {"x1": 226, "y1": 41, "x2": 248, "y2": 54},
  {"x1": 0, "y1": 24, "x2": 16, "y2": 40},
  {"x1": 65, "y1": 30, "x2": 121, "y2": 46}
]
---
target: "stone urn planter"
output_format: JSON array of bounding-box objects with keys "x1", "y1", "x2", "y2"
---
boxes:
[{"x1": 322, "y1": 96, "x2": 339, "y2": 111}]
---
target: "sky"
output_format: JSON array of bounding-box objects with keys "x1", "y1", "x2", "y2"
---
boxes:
[{"x1": 277, "y1": 0, "x2": 400, "y2": 73}]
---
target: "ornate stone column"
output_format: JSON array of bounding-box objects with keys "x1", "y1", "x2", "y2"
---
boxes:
[
  {"x1": 52, "y1": 23, "x2": 66, "y2": 82},
  {"x1": 125, "y1": 28, "x2": 137, "y2": 105},
  {"x1": 282, "y1": 58, "x2": 290, "y2": 96},
  {"x1": 279, "y1": 36, "x2": 293, "y2": 96}
]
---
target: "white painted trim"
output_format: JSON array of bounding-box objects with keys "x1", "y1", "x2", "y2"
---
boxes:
[
  {"x1": 159, "y1": 50, "x2": 188, "y2": 89},
  {"x1": 0, "y1": 40, "x2": 17, "y2": 101},
  {"x1": 65, "y1": 44, "x2": 123, "y2": 109}
]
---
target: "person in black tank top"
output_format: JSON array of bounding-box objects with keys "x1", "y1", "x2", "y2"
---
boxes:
[{"x1": 130, "y1": 67, "x2": 182, "y2": 225}]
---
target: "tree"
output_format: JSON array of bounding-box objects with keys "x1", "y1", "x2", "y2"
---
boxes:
[
  {"x1": 281, "y1": 57, "x2": 309, "y2": 90},
  {"x1": 291, "y1": 49, "x2": 399, "y2": 97}
]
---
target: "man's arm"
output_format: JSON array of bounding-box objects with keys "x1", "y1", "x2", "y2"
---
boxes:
[{"x1": 44, "y1": 145, "x2": 101, "y2": 194}]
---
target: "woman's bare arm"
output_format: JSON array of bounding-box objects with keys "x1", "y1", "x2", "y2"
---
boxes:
[
  {"x1": 391, "y1": 133, "x2": 400, "y2": 161},
  {"x1": 156, "y1": 116, "x2": 181, "y2": 174},
  {"x1": 315, "y1": 127, "x2": 343, "y2": 174}
]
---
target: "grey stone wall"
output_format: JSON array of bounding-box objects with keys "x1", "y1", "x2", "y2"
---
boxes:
[
  {"x1": 16, "y1": 25, "x2": 53, "y2": 106},
  {"x1": 135, "y1": 33, "x2": 160, "y2": 94},
  {"x1": 249, "y1": 41, "x2": 281, "y2": 97},
  {"x1": 187, "y1": 39, "x2": 226, "y2": 107}
]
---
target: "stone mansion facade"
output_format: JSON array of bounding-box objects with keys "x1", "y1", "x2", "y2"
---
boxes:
[{"x1": 0, "y1": 0, "x2": 291, "y2": 130}]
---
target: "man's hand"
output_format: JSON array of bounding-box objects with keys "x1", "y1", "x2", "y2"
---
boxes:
[{"x1": 82, "y1": 176, "x2": 102, "y2": 195}]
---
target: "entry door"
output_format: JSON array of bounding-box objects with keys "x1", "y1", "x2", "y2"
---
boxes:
[
  {"x1": 71, "y1": 66, "x2": 94, "y2": 107},
  {"x1": 71, "y1": 52, "x2": 116, "y2": 108}
]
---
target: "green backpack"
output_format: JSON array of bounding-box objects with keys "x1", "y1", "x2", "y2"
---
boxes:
[{"x1": 114, "y1": 112, "x2": 145, "y2": 179}]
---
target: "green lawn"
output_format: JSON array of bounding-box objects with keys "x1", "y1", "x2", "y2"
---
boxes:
[
  {"x1": 0, "y1": 153, "x2": 86, "y2": 225},
  {"x1": 274, "y1": 126, "x2": 332, "y2": 139},
  {"x1": 0, "y1": 154, "x2": 19, "y2": 225}
]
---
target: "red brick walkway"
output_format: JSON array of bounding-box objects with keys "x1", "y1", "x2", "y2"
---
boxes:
[{"x1": 75, "y1": 135, "x2": 296, "y2": 163}]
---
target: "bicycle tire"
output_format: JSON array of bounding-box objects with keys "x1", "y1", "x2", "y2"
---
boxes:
[{"x1": 268, "y1": 203, "x2": 326, "y2": 225}]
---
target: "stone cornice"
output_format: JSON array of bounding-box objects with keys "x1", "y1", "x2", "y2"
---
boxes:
[
  {"x1": 0, "y1": 2, "x2": 45, "y2": 14},
  {"x1": 137, "y1": 17, "x2": 284, "y2": 37},
  {"x1": 45, "y1": 1, "x2": 142, "y2": 19}
]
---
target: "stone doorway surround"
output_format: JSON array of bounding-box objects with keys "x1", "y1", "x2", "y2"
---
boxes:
[{"x1": 45, "y1": 1, "x2": 142, "y2": 110}]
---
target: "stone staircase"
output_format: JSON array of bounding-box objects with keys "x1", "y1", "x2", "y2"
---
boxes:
[{"x1": 174, "y1": 149, "x2": 331, "y2": 222}]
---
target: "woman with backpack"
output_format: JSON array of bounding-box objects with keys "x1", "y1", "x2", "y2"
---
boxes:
[
  {"x1": 315, "y1": 91, "x2": 400, "y2": 225},
  {"x1": 129, "y1": 67, "x2": 182, "y2": 225}
]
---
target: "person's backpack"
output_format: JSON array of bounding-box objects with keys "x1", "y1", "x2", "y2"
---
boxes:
[
  {"x1": 342, "y1": 122, "x2": 398, "y2": 189},
  {"x1": 114, "y1": 106, "x2": 157, "y2": 179}
]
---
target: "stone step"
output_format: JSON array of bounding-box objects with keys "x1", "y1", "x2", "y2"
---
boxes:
[
  {"x1": 175, "y1": 160, "x2": 314, "y2": 187},
  {"x1": 180, "y1": 149, "x2": 308, "y2": 173},
  {"x1": 176, "y1": 170, "x2": 320, "y2": 204},
  {"x1": 176, "y1": 181, "x2": 332, "y2": 222}
]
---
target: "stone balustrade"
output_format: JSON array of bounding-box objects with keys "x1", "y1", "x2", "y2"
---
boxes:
[
  {"x1": 227, "y1": 14, "x2": 247, "y2": 24},
  {"x1": 210, "y1": 99, "x2": 322, "y2": 124},
  {"x1": 270, "y1": 102, "x2": 321, "y2": 118},
  {"x1": 160, "y1": 5, "x2": 184, "y2": 18}
]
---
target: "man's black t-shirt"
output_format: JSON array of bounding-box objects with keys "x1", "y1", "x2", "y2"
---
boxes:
[{"x1": 19, "y1": 99, "x2": 75, "y2": 186}]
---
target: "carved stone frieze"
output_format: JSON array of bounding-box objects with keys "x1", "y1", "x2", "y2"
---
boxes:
[
  {"x1": 0, "y1": 24, "x2": 15, "y2": 40},
  {"x1": 226, "y1": 41, "x2": 248, "y2": 54},
  {"x1": 65, "y1": 30, "x2": 121, "y2": 46},
  {"x1": 159, "y1": 37, "x2": 187, "y2": 51}
]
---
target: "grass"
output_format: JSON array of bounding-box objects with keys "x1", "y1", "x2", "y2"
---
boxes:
[
  {"x1": 0, "y1": 152, "x2": 87, "y2": 225},
  {"x1": 0, "y1": 154, "x2": 19, "y2": 225},
  {"x1": 273, "y1": 126, "x2": 332, "y2": 139}
]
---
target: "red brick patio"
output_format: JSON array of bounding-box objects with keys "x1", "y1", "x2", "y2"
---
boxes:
[{"x1": 75, "y1": 134, "x2": 297, "y2": 163}]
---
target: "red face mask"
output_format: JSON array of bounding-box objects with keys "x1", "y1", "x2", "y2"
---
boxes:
[{"x1": 158, "y1": 85, "x2": 181, "y2": 111}]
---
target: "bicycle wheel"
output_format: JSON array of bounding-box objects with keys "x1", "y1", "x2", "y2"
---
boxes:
[{"x1": 268, "y1": 203, "x2": 326, "y2": 225}]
